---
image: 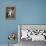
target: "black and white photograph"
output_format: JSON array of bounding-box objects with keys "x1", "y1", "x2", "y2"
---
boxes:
[
  {"x1": 18, "y1": 25, "x2": 46, "y2": 46},
  {"x1": 6, "y1": 7, "x2": 16, "y2": 19}
]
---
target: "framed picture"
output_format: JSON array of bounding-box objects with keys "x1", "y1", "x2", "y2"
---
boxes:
[
  {"x1": 6, "y1": 7, "x2": 16, "y2": 19},
  {"x1": 18, "y1": 24, "x2": 46, "y2": 41}
]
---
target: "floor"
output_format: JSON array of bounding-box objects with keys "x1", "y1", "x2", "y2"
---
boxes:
[
  {"x1": 19, "y1": 40, "x2": 46, "y2": 46},
  {"x1": 0, "y1": 44, "x2": 18, "y2": 46},
  {"x1": 0, "y1": 40, "x2": 46, "y2": 46}
]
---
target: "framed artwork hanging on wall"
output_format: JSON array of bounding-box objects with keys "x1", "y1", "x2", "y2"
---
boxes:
[{"x1": 6, "y1": 7, "x2": 16, "y2": 19}]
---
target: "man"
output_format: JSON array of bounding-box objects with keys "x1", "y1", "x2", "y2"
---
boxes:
[{"x1": 8, "y1": 8, "x2": 13, "y2": 17}]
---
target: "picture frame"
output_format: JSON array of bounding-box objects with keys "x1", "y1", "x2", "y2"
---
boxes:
[
  {"x1": 6, "y1": 7, "x2": 16, "y2": 19},
  {"x1": 18, "y1": 24, "x2": 46, "y2": 41}
]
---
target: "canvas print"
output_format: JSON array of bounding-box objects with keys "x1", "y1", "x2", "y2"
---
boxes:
[
  {"x1": 18, "y1": 25, "x2": 46, "y2": 46},
  {"x1": 18, "y1": 25, "x2": 46, "y2": 41},
  {"x1": 6, "y1": 7, "x2": 16, "y2": 19}
]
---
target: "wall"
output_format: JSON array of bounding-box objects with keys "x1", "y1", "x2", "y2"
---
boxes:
[
  {"x1": 16, "y1": 0, "x2": 46, "y2": 24},
  {"x1": 0, "y1": 0, "x2": 46, "y2": 44},
  {"x1": 0, "y1": 0, "x2": 18, "y2": 44}
]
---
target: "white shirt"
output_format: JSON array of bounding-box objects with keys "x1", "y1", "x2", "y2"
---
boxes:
[{"x1": 8, "y1": 9, "x2": 13, "y2": 16}]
